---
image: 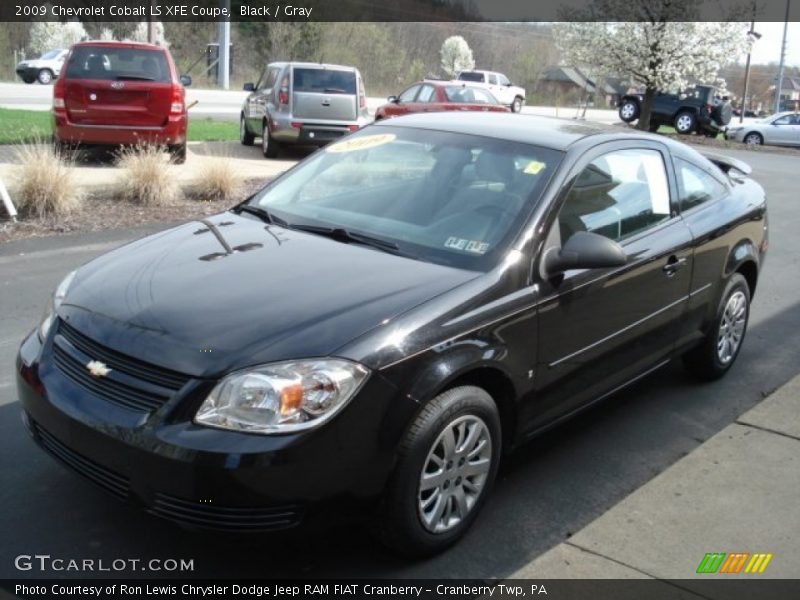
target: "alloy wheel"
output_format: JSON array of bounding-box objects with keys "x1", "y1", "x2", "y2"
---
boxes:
[
  {"x1": 620, "y1": 103, "x2": 636, "y2": 120},
  {"x1": 717, "y1": 290, "x2": 747, "y2": 365},
  {"x1": 417, "y1": 415, "x2": 492, "y2": 534},
  {"x1": 744, "y1": 133, "x2": 762, "y2": 145},
  {"x1": 676, "y1": 114, "x2": 694, "y2": 133}
]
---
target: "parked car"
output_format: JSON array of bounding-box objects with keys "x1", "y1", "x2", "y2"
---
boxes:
[
  {"x1": 374, "y1": 81, "x2": 510, "y2": 120},
  {"x1": 15, "y1": 49, "x2": 68, "y2": 84},
  {"x1": 618, "y1": 85, "x2": 733, "y2": 135},
  {"x1": 240, "y1": 62, "x2": 370, "y2": 158},
  {"x1": 52, "y1": 41, "x2": 191, "y2": 163},
  {"x1": 732, "y1": 108, "x2": 758, "y2": 118},
  {"x1": 725, "y1": 111, "x2": 800, "y2": 147},
  {"x1": 456, "y1": 70, "x2": 526, "y2": 113},
  {"x1": 17, "y1": 113, "x2": 766, "y2": 556}
]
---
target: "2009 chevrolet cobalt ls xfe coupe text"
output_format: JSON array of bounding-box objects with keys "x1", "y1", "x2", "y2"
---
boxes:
[{"x1": 17, "y1": 113, "x2": 767, "y2": 556}]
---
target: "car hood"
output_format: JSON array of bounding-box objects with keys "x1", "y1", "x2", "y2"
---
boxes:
[{"x1": 59, "y1": 213, "x2": 477, "y2": 378}]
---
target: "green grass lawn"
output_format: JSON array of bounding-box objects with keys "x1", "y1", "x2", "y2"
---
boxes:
[{"x1": 0, "y1": 108, "x2": 238, "y2": 144}]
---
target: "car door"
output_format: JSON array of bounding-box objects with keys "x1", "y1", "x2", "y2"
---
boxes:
[
  {"x1": 413, "y1": 84, "x2": 437, "y2": 112},
  {"x1": 246, "y1": 65, "x2": 279, "y2": 134},
  {"x1": 384, "y1": 84, "x2": 421, "y2": 118},
  {"x1": 523, "y1": 142, "x2": 694, "y2": 434},
  {"x1": 765, "y1": 114, "x2": 794, "y2": 146}
]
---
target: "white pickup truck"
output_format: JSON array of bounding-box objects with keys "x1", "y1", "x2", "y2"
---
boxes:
[{"x1": 456, "y1": 70, "x2": 526, "y2": 112}]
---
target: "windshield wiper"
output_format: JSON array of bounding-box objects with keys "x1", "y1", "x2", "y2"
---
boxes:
[
  {"x1": 289, "y1": 224, "x2": 407, "y2": 256},
  {"x1": 115, "y1": 75, "x2": 155, "y2": 81},
  {"x1": 233, "y1": 204, "x2": 288, "y2": 227}
]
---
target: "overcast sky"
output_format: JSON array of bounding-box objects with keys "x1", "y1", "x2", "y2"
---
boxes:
[{"x1": 748, "y1": 22, "x2": 798, "y2": 67}]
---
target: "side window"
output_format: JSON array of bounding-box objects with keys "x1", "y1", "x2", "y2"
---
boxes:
[
  {"x1": 417, "y1": 85, "x2": 436, "y2": 103},
  {"x1": 258, "y1": 67, "x2": 279, "y2": 91},
  {"x1": 676, "y1": 158, "x2": 728, "y2": 211},
  {"x1": 773, "y1": 115, "x2": 792, "y2": 125},
  {"x1": 487, "y1": 73, "x2": 498, "y2": 85},
  {"x1": 557, "y1": 149, "x2": 671, "y2": 244},
  {"x1": 498, "y1": 74, "x2": 510, "y2": 86},
  {"x1": 398, "y1": 84, "x2": 421, "y2": 103},
  {"x1": 471, "y1": 88, "x2": 496, "y2": 104}
]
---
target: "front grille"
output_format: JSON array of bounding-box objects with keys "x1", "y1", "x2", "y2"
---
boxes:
[
  {"x1": 33, "y1": 422, "x2": 130, "y2": 499},
  {"x1": 53, "y1": 320, "x2": 190, "y2": 413},
  {"x1": 149, "y1": 493, "x2": 303, "y2": 532}
]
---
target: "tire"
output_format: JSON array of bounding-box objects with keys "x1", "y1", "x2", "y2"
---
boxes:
[
  {"x1": 239, "y1": 115, "x2": 254, "y2": 146},
  {"x1": 375, "y1": 385, "x2": 501, "y2": 557},
  {"x1": 683, "y1": 273, "x2": 750, "y2": 381},
  {"x1": 22, "y1": 76, "x2": 35, "y2": 84},
  {"x1": 168, "y1": 143, "x2": 187, "y2": 164},
  {"x1": 674, "y1": 111, "x2": 697, "y2": 134},
  {"x1": 511, "y1": 96, "x2": 523, "y2": 113},
  {"x1": 261, "y1": 122, "x2": 280, "y2": 158},
  {"x1": 743, "y1": 132, "x2": 763, "y2": 146},
  {"x1": 37, "y1": 69, "x2": 54, "y2": 85},
  {"x1": 618, "y1": 100, "x2": 640, "y2": 123}
]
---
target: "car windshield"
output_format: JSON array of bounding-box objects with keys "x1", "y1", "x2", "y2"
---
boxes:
[
  {"x1": 41, "y1": 49, "x2": 63, "y2": 60},
  {"x1": 248, "y1": 126, "x2": 561, "y2": 271},
  {"x1": 65, "y1": 47, "x2": 170, "y2": 82},
  {"x1": 458, "y1": 72, "x2": 484, "y2": 82},
  {"x1": 292, "y1": 68, "x2": 356, "y2": 94}
]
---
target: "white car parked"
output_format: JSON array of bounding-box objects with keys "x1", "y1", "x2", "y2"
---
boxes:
[
  {"x1": 456, "y1": 70, "x2": 526, "y2": 112},
  {"x1": 15, "y1": 49, "x2": 68, "y2": 85},
  {"x1": 725, "y1": 112, "x2": 800, "y2": 147}
]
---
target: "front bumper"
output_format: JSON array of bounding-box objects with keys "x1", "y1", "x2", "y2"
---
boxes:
[
  {"x1": 16, "y1": 66, "x2": 39, "y2": 81},
  {"x1": 16, "y1": 326, "x2": 404, "y2": 532},
  {"x1": 53, "y1": 110, "x2": 187, "y2": 147}
]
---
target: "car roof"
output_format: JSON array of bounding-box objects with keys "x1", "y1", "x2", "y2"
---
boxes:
[
  {"x1": 269, "y1": 61, "x2": 358, "y2": 72},
  {"x1": 69, "y1": 40, "x2": 166, "y2": 51},
  {"x1": 374, "y1": 112, "x2": 642, "y2": 151}
]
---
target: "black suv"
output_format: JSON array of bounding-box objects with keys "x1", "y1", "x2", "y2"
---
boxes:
[{"x1": 618, "y1": 85, "x2": 732, "y2": 136}]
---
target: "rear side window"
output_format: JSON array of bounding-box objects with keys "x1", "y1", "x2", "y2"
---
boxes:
[
  {"x1": 444, "y1": 86, "x2": 497, "y2": 104},
  {"x1": 676, "y1": 158, "x2": 728, "y2": 211},
  {"x1": 417, "y1": 85, "x2": 436, "y2": 102},
  {"x1": 458, "y1": 72, "x2": 484, "y2": 83},
  {"x1": 292, "y1": 68, "x2": 356, "y2": 94},
  {"x1": 65, "y1": 47, "x2": 170, "y2": 83},
  {"x1": 558, "y1": 149, "x2": 671, "y2": 244}
]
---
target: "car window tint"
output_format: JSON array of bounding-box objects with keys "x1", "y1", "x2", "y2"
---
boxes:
[
  {"x1": 417, "y1": 85, "x2": 436, "y2": 103},
  {"x1": 398, "y1": 85, "x2": 421, "y2": 103},
  {"x1": 292, "y1": 68, "x2": 356, "y2": 94},
  {"x1": 558, "y1": 149, "x2": 671, "y2": 244},
  {"x1": 676, "y1": 158, "x2": 728, "y2": 211},
  {"x1": 458, "y1": 72, "x2": 484, "y2": 82},
  {"x1": 773, "y1": 115, "x2": 792, "y2": 125},
  {"x1": 65, "y1": 47, "x2": 170, "y2": 82}
]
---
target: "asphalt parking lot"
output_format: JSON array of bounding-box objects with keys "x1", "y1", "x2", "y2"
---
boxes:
[{"x1": 1, "y1": 147, "x2": 798, "y2": 579}]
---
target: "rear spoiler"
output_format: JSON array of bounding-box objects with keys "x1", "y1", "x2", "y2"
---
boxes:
[{"x1": 701, "y1": 151, "x2": 752, "y2": 176}]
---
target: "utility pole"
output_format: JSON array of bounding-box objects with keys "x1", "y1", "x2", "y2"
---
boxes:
[
  {"x1": 217, "y1": 0, "x2": 231, "y2": 90},
  {"x1": 775, "y1": 0, "x2": 790, "y2": 114},
  {"x1": 740, "y1": 16, "x2": 760, "y2": 124}
]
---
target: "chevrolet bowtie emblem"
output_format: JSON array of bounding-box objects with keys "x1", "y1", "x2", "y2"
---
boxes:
[{"x1": 86, "y1": 360, "x2": 111, "y2": 378}]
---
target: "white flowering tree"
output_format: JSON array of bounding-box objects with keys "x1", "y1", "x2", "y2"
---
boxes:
[
  {"x1": 440, "y1": 35, "x2": 475, "y2": 78},
  {"x1": 556, "y1": 0, "x2": 749, "y2": 129},
  {"x1": 29, "y1": 20, "x2": 87, "y2": 54}
]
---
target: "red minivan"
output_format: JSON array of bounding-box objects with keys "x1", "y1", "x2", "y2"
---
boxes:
[{"x1": 53, "y1": 41, "x2": 190, "y2": 163}]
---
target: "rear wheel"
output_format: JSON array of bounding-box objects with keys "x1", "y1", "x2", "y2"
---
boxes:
[
  {"x1": 618, "y1": 100, "x2": 640, "y2": 123},
  {"x1": 511, "y1": 96, "x2": 523, "y2": 113},
  {"x1": 375, "y1": 385, "x2": 501, "y2": 556},
  {"x1": 37, "y1": 69, "x2": 54, "y2": 85},
  {"x1": 683, "y1": 273, "x2": 750, "y2": 380},
  {"x1": 261, "y1": 122, "x2": 280, "y2": 159},
  {"x1": 239, "y1": 115, "x2": 254, "y2": 146},
  {"x1": 674, "y1": 111, "x2": 697, "y2": 134},
  {"x1": 744, "y1": 132, "x2": 763, "y2": 145},
  {"x1": 169, "y1": 143, "x2": 187, "y2": 164}
]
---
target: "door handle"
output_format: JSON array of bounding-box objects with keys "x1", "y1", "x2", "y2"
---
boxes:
[{"x1": 662, "y1": 255, "x2": 687, "y2": 276}]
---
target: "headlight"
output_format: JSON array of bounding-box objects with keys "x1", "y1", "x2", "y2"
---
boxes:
[
  {"x1": 38, "y1": 270, "x2": 76, "y2": 341},
  {"x1": 195, "y1": 359, "x2": 369, "y2": 434}
]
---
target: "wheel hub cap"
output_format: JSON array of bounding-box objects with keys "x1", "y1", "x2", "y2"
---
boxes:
[
  {"x1": 677, "y1": 115, "x2": 692, "y2": 131},
  {"x1": 418, "y1": 415, "x2": 492, "y2": 533},
  {"x1": 717, "y1": 290, "x2": 747, "y2": 364},
  {"x1": 621, "y1": 104, "x2": 634, "y2": 118}
]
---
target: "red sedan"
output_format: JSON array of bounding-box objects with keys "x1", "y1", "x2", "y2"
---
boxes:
[{"x1": 374, "y1": 81, "x2": 510, "y2": 120}]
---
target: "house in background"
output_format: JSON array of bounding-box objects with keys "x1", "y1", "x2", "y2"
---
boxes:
[{"x1": 538, "y1": 67, "x2": 631, "y2": 107}]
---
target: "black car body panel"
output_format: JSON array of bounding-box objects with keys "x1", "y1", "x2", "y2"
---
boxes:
[{"x1": 17, "y1": 113, "x2": 767, "y2": 533}]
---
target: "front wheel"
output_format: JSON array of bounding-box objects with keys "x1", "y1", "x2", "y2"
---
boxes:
[
  {"x1": 261, "y1": 124, "x2": 280, "y2": 158},
  {"x1": 618, "y1": 100, "x2": 639, "y2": 123},
  {"x1": 511, "y1": 96, "x2": 523, "y2": 113},
  {"x1": 674, "y1": 111, "x2": 697, "y2": 134},
  {"x1": 743, "y1": 132, "x2": 763, "y2": 146},
  {"x1": 375, "y1": 386, "x2": 501, "y2": 556},
  {"x1": 240, "y1": 115, "x2": 255, "y2": 146},
  {"x1": 683, "y1": 273, "x2": 750, "y2": 380}
]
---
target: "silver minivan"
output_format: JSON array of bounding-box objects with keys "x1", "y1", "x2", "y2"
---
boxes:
[{"x1": 240, "y1": 62, "x2": 370, "y2": 158}]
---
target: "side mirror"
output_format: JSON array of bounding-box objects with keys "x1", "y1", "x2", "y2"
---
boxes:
[
  {"x1": 543, "y1": 231, "x2": 626, "y2": 277},
  {"x1": 387, "y1": 95, "x2": 398, "y2": 103},
  {"x1": 243, "y1": 82, "x2": 255, "y2": 92},
  {"x1": 179, "y1": 74, "x2": 192, "y2": 87}
]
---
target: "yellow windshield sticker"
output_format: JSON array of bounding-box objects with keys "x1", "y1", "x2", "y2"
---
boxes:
[
  {"x1": 327, "y1": 134, "x2": 396, "y2": 154},
  {"x1": 523, "y1": 160, "x2": 546, "y2": 175}
]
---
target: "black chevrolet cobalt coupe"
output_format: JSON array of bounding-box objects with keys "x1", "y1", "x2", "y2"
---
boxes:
[{"x1": 17, "y1": 113, "x2": 767, "y2": 555}]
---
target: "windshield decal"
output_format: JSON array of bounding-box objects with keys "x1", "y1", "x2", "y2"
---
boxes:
[
  {"x1": 327, "y1": 133, "x2": 396, "y2": 154},
  {"x1": 444, "y1": 237, "x2": 490, "y2": 254},
  {"x1": 523, "y1": 160, "x2": 547, "y2": 175}
]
